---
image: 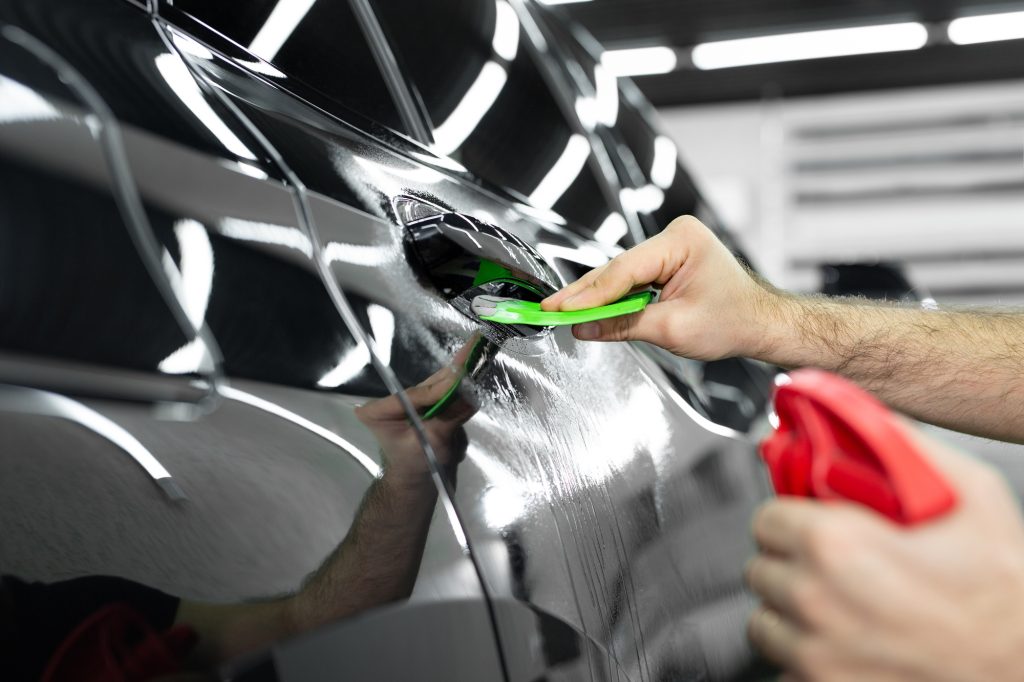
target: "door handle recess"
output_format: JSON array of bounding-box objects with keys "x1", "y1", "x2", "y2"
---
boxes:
[{"x1": 403, "y1": 211, "x2": 561, "y2": 299}]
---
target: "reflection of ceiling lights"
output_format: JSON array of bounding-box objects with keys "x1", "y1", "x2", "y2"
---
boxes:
[
  {"x1": 601, "y1": 46, "x2": 678, "y2": 77},
  {"x1": 429, "y1": 0, "x2": 518, "y2": 156},
  {"x1": 155, "y1": 54, "x2": 257, "y2": 160},
  {"x1": 948, "y1": 11, "x2": 1024, "y2": 45},
  {"x1": 529, "y1": 133, "x2": 590, "y2": 209},
  {"x1": 492, "y1": 0, "x2": 520, "y2": 61},
  {"x1": 248, "y1": 0, "x2": 316, "y2": 61},
  {"x1": 0, "y1": 74, "x2": 59, "y2": 123},
  {"x1": 431, "y1": 61, "x2": 508, "y2": 155},
  {"x1": 692, "y1": 22, "x2": 929, "y2": 70},
  {"x1": 650, "y1": 135, "x2": 678, "y2": 190}
]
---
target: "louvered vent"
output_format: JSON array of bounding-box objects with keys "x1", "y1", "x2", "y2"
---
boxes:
[{"x1": 787, "y1": 83, "x2": 1024, "y2": 304}]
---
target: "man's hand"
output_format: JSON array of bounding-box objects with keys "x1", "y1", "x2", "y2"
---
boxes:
[
  {"x1": 541, "y1": 215, "x2": 783, "y2": 361},
  {"x1": 746, "y1": 425, "x2": 1024, "y2": 682},
  {"x1": 546, "y1": 215, "x2": 1024, "y2": 443},
  {"x1": 354, "y1": 337, "x2": 479, "y2": 486}
]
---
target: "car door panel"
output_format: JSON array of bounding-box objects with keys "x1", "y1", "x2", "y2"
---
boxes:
[{"x1": 1, "y1": 4, "x2": 497, "y2": 679}]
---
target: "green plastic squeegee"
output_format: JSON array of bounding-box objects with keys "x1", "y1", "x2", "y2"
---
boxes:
[{"x1": 471, "y1": 290, "x2": 653, "y2": 327}]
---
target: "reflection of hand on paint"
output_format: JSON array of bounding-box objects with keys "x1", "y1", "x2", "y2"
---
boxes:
[{"x1": 355, "y1": 335, "x2": 482, "y2": 487}]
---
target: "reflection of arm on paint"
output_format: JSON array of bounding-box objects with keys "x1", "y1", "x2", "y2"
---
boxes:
[
  {"x1": 1, "y1": 341, "x2": 482, "y2": 679},
  {"x1": 178, "y1": 338, "x2": 481, "y2": 668}
]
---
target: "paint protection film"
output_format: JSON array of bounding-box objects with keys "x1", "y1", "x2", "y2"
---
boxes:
[
  {"x1": 328, "y1": 209, "x2": 776, "y2": 680},
  {"x1": 0, "y1": 9, "x2": 498, "y2": 680}
]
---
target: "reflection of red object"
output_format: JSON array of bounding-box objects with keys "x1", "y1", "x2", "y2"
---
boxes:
[
  {"x1": 760, "y1": 369, "x2": 957, "y2": 525},
  {"x1": 42, "y1": 603, "x2": 197, "y2": 682}
]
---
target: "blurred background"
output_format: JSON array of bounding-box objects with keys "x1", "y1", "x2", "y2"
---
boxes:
[{"x1": 545, "y1": 0, "x2": 1024, "y2": 305}]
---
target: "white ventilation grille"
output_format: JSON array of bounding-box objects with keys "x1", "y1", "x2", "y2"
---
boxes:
[{"x1": 786, "y1": 82, "x2": 1024, "y2": 304}]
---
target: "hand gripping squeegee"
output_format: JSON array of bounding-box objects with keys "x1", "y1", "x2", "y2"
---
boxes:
[
  {"x1": 760, "y1": 369, "x2": 957, "y2": 525},
  {"x1": 471, "y1": 291, "x2": 653, "y2": 327}
]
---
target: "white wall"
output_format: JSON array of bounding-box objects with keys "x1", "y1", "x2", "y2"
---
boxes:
[{"x1": 657, "y1": 79, "x2": 1024, "y2": 304}]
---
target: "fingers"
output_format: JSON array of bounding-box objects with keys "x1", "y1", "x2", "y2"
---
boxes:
[
  {"x1": 357, "y1": 362, "x2": 459, "y2": 423},
  {"x1": 542, "y1": 226, "x2": 690, "y2": 312},
  {"x1": 746, "y1": 555, "x2": 806, "y2": 617},
  {"x1": 542, "y1": 263, "x2": 607, "y2": 311},
  {"x1": 752, "y1": 498, "x2": 822, "y2": 558},
  {"x1": 571, "y1": 303, "x2": 673, "y2": 343},
  {"x1": 747, "y1": 606, "x2": 803, "y2": 670}
]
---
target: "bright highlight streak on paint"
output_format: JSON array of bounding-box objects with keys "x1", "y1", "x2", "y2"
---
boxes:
[
  {"x1": 0, "y1": 74, "x2": 59, "y2": 123},
  {"x1": 692, "y1": 22, "x2": 929, "y2": 70},
  {"x1": 601, "y1": 46, "x2": 677, "y2": 77},
  {"x1": 170, "y1": 31, "x2": 214, "y2": 61},
  {"x1": 155, "y1": 54, "x2": 257, "y2": 160},
  {"x1": 650, "y1": 135, "x2": 678, "y2": 189},
  {"x1": 593, "y1": 213, "x2": 628, "y2": 245},
  {"x1": 431, "y1": 61, "x2": 508, "y2": 156},
  {"x1": 492, "y1": 1, "x2": 520, "y2": 61},
  {"x1": 367, "y1": 304, "x2": 395, "y2": 366},
  {"x1": 529, "y1": 133, "x2": 590, "y2": 209},
  {"x1": 535, "y1": 242, "x2": 609, "y2": 269},
  {"x1": 248, "y1": 0, "x2": 316, "y2": 61},
  {"x1": 620, "y1": 184, "x2": 665, "y2": 214},
  {"x1": 0, "y1": 386, "x2": 181, "y2": 497},
  {"x1": 220, "y1": 218, "x2": 313, "y2": 258},
  {"x1": 317, "y1": 342, "x2": 371, "y2": 389},
  {"x1": 221, "y1": 386, "x2": 381, "y2": 477},
  {"x1": 593, "y1": 63, "x2": 619, "y2": 126},
  {"x1": 159, "y1": 220, "x2": 215, "y2": 375},
  {"x1": 323, "y1": 241, "x2": 393, "y2": 267},
  {"x1": 948, "y1": 11, "x2": 1024, "y2": 45},
  {"x1": 575, "y1": 96, "x2": 597, "y2": 131}
]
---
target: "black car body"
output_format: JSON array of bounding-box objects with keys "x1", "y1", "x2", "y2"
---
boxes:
[{"x1": 0, "y1": 0, "x2": 776, "y2": 679}]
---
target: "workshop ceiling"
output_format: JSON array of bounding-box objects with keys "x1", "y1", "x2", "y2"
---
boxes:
[{"x1": 553, "y1": 0, "x2": 1024, "y2": 106}]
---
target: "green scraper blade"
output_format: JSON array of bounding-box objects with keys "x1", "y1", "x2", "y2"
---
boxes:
[{"x1": 471, "y1": 291, "x2": 653, "y2": 327}]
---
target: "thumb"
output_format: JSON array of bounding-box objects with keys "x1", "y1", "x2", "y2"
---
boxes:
[{"x1": 571, "y1": 304, "x2": 673, "y2": 344}]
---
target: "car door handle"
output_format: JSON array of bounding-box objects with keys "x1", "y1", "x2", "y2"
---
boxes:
[{"x1": 403, "y1": 210, "x2": 561, "y2": 298}]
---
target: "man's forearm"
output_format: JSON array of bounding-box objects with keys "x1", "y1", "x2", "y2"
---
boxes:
[{"x1": 757, "y1": 294, "x2": 1024, "y2": 443}]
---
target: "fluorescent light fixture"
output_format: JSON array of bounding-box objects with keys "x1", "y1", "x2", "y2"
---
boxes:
[
  {"x1": 692, "y1": 22, "x2": 929, "y2": 70},
  {"x1": 536, "y1": 0, "x2": 591, "y2": 4},
  {"x1": 248, "y1": 0, "x2": 316, "y2": 61},
  {"x1": 432, "y1": 61, "x2": 508, "y2": 155},
  {"x1": 529, "y1": 133, "x2": 590, "y2": 209},
  {"x1": 601, "y1": 46, "x2": 678, "y2": 77},
  {"x1": 948, "y1": 11, "x2": 1024, "y2": 45}
]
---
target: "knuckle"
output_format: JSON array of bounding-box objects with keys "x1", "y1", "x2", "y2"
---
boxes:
[
  {"x1": 608, "y1": 317, "x2": 631, "y2": 341},
  {"x1": 667, "y1": 214, "x2": 699, "y2": 233},
  {"x1": 650, "y1": 310, "x2": 674, "y2": 344},
  {"x1": 801, "y1": 521, "x2": 841, "y2": 569}
]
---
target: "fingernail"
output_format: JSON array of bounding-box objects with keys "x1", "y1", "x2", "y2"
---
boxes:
[{"x1": 574, "y1": 323, "x2": 600, "y2": 340}]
